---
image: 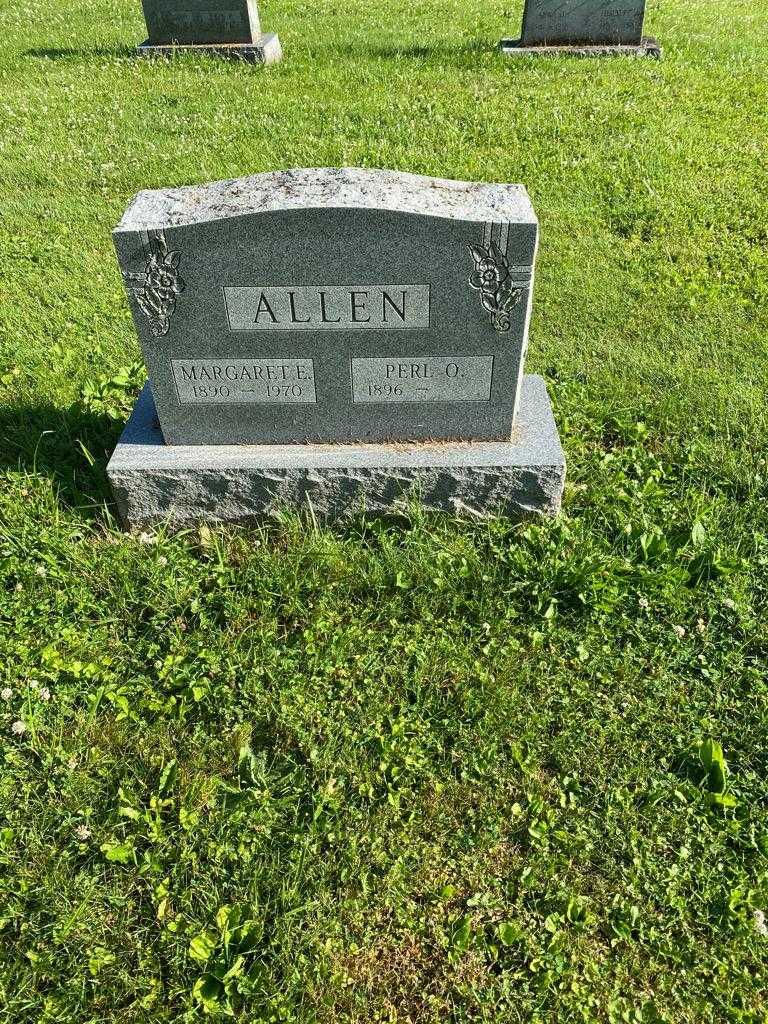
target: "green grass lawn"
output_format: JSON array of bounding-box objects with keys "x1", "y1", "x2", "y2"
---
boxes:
[{"x1": 1, "y1": 0, "x2": 768, "y2": 1020}]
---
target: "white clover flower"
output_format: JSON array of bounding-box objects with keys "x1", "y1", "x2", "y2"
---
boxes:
[
  {"x1": 638, "y1": 597, "x2": 650, "y2": 610},
  {"x1": 39, "y1": 687, "x2": 51, "y2": 702},
  {"x1": 157, "y1": 556, "x2": 168, "y2": 567},
  {"x1": 1, "y1": 687, "x2": 12, "y2": 702},
  {"x1": 696, "y1": 619, "x2": 707, "y2": 635},
  {"x1": 14, "y1": 582, "x2": 23, "y2": 593},
  {"x1": 75, "y1": 824, "x2": 92, "y2": 841},
  {"x1": 11, "y1": 720, "x2": 26, "y2": 736},
  {"x1": 672, "y1": 625, "x2": 686, "y2": 639},
  {"x1": 138, "y1": 532, "x2": 157, "y2": 545},
  {"x1": 723, "y1": 598, "x2": 737, "y2": 611},
  {"x1": 755, "y1": 910, "x2": 768, "y2": 937},
  {"x1": 35, "y1": 565, "x2": 47, "y2": 577},
  {"x1": 29, "y1": 680, "x2": 39, "y2": 690}
]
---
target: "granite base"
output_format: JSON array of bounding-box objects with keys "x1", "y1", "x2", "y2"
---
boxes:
[
  {"x1": 137, "y1": 33, "x2": 282, "y2": 65},
  {"x1": 107, "y1": 375, "x2": 566, "y2": 529},
  {"x1": 499, "y1": 36, "x2": 661, "y2": 58}
]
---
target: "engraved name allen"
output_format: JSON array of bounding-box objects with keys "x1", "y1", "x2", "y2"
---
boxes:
[{"x1": 223, "y1": 284, "x2": 431, "y2": 331}]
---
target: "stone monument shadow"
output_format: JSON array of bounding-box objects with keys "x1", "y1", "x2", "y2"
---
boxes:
[
  {"x1": 329, "y1": 39, "x2": 487, "y2": 60},
  {"x1": 0, "y1": 400, "x2": 124, "y2": 519},
  {"x1": 24, "y1": 45, "x2": 138, "y2": 61}
]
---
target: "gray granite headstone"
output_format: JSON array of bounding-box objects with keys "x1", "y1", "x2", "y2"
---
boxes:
[
  {"x1": 520, "y1": 0, "x2": 646, "y2": 46},
  {"x1": 141, "y1": 0, "x2": 261, "y2": 45},
  {"x1": 113, "y1": 168, "x2": 539, "y2": 446},
  {"x1": 137, "y1": 0, "x2": 282, "y2": 63},
  {"x1": 108, "y1": 169, "x2": 566, "y2": 526}
]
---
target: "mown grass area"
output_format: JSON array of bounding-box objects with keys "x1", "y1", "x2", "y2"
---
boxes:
[{"x1": 1, "y1": 0, "x2": 768, "y2": 1021}]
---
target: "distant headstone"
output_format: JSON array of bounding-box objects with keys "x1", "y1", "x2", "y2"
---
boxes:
[
  {"x1": 137, "y1": 0, "x2": 281, "y2": 64},
  {"x1": 501, "y1": 0, "x2": 660, "y2": 57},
  {"x1": 108, "y1": 169, "x2": 565, "y2": 526}
]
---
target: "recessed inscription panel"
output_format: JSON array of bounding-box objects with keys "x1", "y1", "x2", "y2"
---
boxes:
[
  {"x1": 224, "y1": 285, "x2": 430, "y2": 331},
  {"x1": 352, "y1": 356, "x2": 494, "y2": 404},
  {"x1": 172, "y1": 359, "x2": 316, "y2": 405},
  {"x1": 153, "y1": 10, "x2": 247, "y2": 31}
]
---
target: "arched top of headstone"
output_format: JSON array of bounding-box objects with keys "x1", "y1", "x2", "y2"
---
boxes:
[{"x1": 116, "y1": 168, "x2": 536, "y2": 232}]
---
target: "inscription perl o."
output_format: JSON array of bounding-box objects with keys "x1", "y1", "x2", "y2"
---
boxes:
[{"x1": 352, "y1": 356, "x2": 494, "y2": 404}]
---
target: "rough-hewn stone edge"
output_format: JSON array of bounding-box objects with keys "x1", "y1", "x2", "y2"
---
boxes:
[
  {"x1": 499, "y1": 36, "x2": 662, "y2": 58},
  {"x1": 107, "y1": 376, "x2": 566, "y2": 530},
  {"x1": 136, "y1": 33, "x2": 282, "y2": 65},
  {"x1": 114, "y1": 168, "x2": 535, "y2": 233}
]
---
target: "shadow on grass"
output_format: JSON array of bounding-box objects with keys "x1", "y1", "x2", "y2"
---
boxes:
[
  {"x1": 24, "y1": 45, "x2": 137, "y2": 60},
  {"x1": 25, "y1": 38, "x2": 492, "y2": 64},
  {"x1": 0, "y1": 400, "x2": 124, "y2": 519},
  {"x1": 324, "y1": 39, "x2": 490, "y2": 60}
]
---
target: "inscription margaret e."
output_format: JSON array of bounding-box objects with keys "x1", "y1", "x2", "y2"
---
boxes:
[{"x1": 172, "y1": 358, "x2": 317, "y2": 405}]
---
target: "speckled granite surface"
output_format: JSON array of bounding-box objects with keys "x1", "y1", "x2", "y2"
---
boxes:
[{"x1": 116, "y1": 168, "x2": 536, "y2": 231}]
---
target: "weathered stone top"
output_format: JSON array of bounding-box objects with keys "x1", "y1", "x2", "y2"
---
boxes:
[{"x1": 115, "y1": 168, "x2": 536, "y2": 232}]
